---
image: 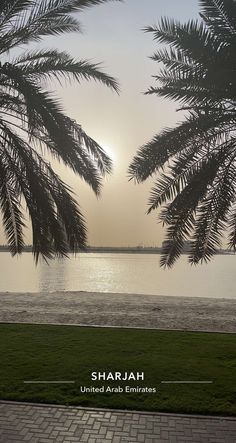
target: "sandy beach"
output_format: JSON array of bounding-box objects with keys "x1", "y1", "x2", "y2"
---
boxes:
[{"x1": 0, "y1": 291, "x2": 235, "y2": 333}]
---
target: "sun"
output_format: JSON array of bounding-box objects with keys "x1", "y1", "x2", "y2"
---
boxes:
[{"x1": 102, "y1": 144, "x2": 116, "y2": 161}]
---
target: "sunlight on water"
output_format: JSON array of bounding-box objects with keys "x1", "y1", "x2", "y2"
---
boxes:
[{"x1": 0, "y1": 253, "x2": 235, "y2": 298}]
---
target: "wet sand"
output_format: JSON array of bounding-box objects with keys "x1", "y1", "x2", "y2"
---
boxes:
[{"x1": 0, "y1": 291, "x2": 235, "y2": 333}]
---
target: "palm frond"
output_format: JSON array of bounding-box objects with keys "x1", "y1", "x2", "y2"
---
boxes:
[
  {"x1": 13, "y1": 50, "x2": 119, "y2": 93},
  {"x1": 227, "y1": 202, "x2": 236, "y2": 250},
  {"x1": 190, "y1": 163, "x2": 235, "y2": 263},
  {"x1": 0, "y1": 1, "x2": 31, "y2": 31},
  {"x1": 128, "y1": 112, "x2": 233, "y2": 182},
  {"x1": 200, "y1": 0, "x2": 236, "y2": 42},
  {"x1": 0, "y1": 152, "x2": 25, "y2": 254},
  {"x1": 0, "y1": 0, "x2": 119, "y2": 261},
  {"x1": 159, "y1": 152, "x2": 223, "y2": 267},
  {"x1": 68, "y1": 119, "x2": 113, "y2": 175},
  {"x1": 1, "y1": 64, "x2": 107, "y2": 194},
  {"x1": 145, "y1": 18, "x2": 221, "y2": 66},
  {"x1": 150, "y1": 47, "x2": 198, "y2": 74},
  {"x1": 0, "y1": 0, "x2": 121, "y2": 52},
  {"x1": 0, "y1": 125, "x2": 87, "y2": 262},
  {"x1": 130, "y1": 2, "x2": 236, "y2": 265}
]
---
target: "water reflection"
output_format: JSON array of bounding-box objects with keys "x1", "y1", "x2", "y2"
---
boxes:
[
  {"x1": 39, "y1": 258, "x2": 68, "y2": 292},
  {"x1": 0, "y1": 252, "x2": 235, "y2": 298}
]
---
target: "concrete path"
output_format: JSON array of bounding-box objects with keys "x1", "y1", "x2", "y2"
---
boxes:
[
  {"x1": 0, "y1": 401, "x2": 235, "y2": 443},
  {"x1": 0, "y1": 292, "x2": 235, "y2": 332}
]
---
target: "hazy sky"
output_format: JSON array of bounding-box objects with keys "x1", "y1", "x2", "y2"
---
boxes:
[{"x1": 1, "y1": 0, "x2": 200, "y2": 247}]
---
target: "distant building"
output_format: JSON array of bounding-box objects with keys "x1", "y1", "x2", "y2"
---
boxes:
[{"x1": 162, "y1": 240, "x2": 192, "y2": 253}]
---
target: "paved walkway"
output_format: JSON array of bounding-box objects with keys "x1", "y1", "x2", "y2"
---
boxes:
[{"x1": 0, "y1": 402, "x2": 236, "y2": 443}]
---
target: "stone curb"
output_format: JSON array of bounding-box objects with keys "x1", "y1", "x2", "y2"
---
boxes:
[
  {"x1": 0, "y1": 400, "x2": 235, "y2": 421},
  {"x1": 0, "y1": 321, "x2": 235, "y2": 334}
]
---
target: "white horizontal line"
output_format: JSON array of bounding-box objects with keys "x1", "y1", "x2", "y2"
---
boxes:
[
  {"x1": 23, "y1": 381, "x2": 75, "y2": 384},
  {"x1": 161, "y1": 381, "x2": 213, "y2": 384}
]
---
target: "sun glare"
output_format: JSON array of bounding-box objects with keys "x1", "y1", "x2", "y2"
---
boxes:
[{"x1": 102, "y1": 144, "x2": 117, "y2": 162}]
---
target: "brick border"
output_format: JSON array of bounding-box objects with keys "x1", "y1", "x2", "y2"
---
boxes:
[{"x1": 0, "y1": 400, "x2": 235, "y2": 421}]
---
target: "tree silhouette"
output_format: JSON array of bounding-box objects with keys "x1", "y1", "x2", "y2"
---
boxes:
[
  {"x1": 129, "y1": 0, "x2": 236, "y2": 267},
  {"x1": 0, "y1": 0, "x2": 120, "y2": 262}
]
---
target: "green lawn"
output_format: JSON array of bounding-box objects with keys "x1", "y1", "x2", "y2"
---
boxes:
[{"x1": 0, "y1": 324, "x2": 235, "y2": 415}]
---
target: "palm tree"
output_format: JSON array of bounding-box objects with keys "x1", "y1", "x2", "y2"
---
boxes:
[
  {"x1": 129, "y1": 0, "x2": 236, "y2": 267},
  {"x1": 0, "y1": 0, "x2": 120, "y2": 262}
]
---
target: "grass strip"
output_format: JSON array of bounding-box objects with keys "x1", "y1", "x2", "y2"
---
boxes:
[{"x1": 0, "y1": 324, "x2": 235, "y2": 415}]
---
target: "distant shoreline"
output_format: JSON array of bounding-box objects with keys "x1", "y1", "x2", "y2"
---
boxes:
[{"x1": 0, "y1": 246, "x2": 233, "y2": 255}]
